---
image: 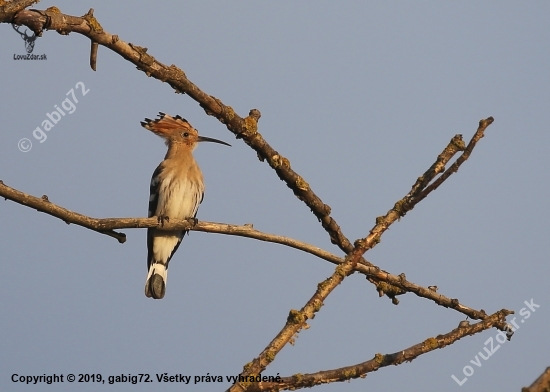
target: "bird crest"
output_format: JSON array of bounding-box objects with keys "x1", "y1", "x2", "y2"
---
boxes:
[
  {"x1": 141, "y1": 112, "x2": 196, "y2": 147},
  {"x1": 141, "y1": 112, "x2": 231, "y2": 149}
]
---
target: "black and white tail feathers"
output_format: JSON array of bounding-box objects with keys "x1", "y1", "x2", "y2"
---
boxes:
[
  {"x1": 144, "y1": 164, "x2": 184, "y2": 300},
  {"x1": 145, "y1": 260, "x2": 169, "y2": 299}
]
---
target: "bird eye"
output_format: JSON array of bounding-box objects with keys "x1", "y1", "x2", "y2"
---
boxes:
[{"x1": 183, "y1": 132, "x2": 189, "y2": 137}]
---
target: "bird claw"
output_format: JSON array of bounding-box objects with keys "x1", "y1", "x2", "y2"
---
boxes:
[
  {"x1": 157, "y1": 215, "x2": 170, "y2": 227},
  {"x1": 187, "y1": 217, "x2": 198, "y2": 226}
]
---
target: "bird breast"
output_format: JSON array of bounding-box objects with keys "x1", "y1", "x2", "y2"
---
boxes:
[{"x1": 156, "y1": 164, "x2": 204, "y2": 220}]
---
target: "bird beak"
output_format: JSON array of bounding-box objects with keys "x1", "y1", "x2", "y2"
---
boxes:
[{"x1": 197, "y1": 136, "x2": 231, "y2": 147}]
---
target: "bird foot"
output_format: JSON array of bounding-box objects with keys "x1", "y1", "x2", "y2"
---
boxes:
[
  {"x1": 187, "y1": 217, "x2": 198, "y2": 226},
  {"x1": 157, "y1": 215, "x2": 170, "y2": 227}
]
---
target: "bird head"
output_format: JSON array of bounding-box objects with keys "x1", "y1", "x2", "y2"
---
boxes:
[{"x1": 141, "y1": 112, "x2": 231, "y2": 150}]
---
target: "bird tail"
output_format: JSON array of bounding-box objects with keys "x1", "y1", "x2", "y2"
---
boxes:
[{"x1": 145, "y1": 262, "x2": 168, "y2": 299}]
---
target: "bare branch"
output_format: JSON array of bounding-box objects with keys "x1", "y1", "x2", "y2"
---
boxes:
[
  {"x1": 0, "y1": 180, "x2": 127, "y2": 242},
  {"x1": 407, "y1": 134, "x2": 466, "y2": 200},
  {"x1": 0, "y1": 180, "x2": 493, "y2": 322},
  {"x1": 363, "y1": 269, "x2": 489, "y2": 320},
  {"x1": 2, "y1": 7, "x2": 510, "y2": 389},
  {"x1": 2, "y1": 3, "x2": 445, "y2": 307},
  {"x1": 0, "y1": 180, "x2": 335, "y2": 261},
  {"x1": 522, "y1": 367, "x2": 550, "y2": 392},
  {"x1": 87, "y1": 8, "x2": 98, "y2": 71},
  {"x1": 345, "y1": 119, "x2": 493, "y2": 266},
  {"x1": 414, "y1": 117, "x2": 495, "y2": 204},
  {"x1": 4, "y1": 6, "x2": 358, "y2": 261},
  {"x1": 90, "y1": 40, "x2": 98, "y2": 71},
  {"x1": 359, "y1": 120, "x2": 492, "y2": 300},
  {"x1": 0, "y1": 0, "x2": 39, "y2": 23},
  {"x1": 227, "y1": 119, "x2": 497, "y2": 390},
  {"x1": 244, "y1": 309, "x2": 513, "y2": 392}
]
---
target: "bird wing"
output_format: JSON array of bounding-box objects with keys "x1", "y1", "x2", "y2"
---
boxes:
[{"x1": 146, "y1": 164, "x2": 162, "y2": 271}]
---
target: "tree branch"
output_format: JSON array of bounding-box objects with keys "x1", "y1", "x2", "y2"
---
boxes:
[
  {"x1": 0, "y1": 180, "x2": 335, "y2": 262},
  {"x1": 244, "y1": 309, "x2": 513, "y2": 392},
  {"x1": 522, "y1": 367, "x2": 550, "y2": 392},
  {"x1": 4, "y1": 4, "x2": 402, "y2": 301},
  {"x1": 227, "y1": 119, "x2": 496, "y2": 392},
  {"x1": 0, "y1": 180, "x2": 494, "y2": 322},
  {"x1": 0, "y1": 180, "x2": 127, "y2": 242},
  {"x1": 2, "y1": 6, "x2": 512, "y2": 390},
  {"x1": 359, "y1": 120, "x2": 492, "y2": 300},
  {"x1": 413, "y1": 117, "x2": 494, "y2": 205},
  {"x1": 4, "y1": 3, "x2": 494, "y2": 310},
  {"x1": 0, "y1": 0, "x2": 38, "y2": 23},
  {"x1": 6, "y1": 5, "x2": 357, "y2": 263}
]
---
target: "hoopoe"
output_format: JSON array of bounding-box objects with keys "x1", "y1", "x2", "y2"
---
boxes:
[{"x1": 141, "y1": 113, "x2": 230, "y2": 299}]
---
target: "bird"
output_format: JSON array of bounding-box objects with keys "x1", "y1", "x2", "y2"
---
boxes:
[{"x1": 141, "y1": 112, "x2": 231, "y2": 299}]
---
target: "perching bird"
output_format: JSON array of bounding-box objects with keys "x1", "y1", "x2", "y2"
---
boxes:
[{"x1": 141, "y1": 113, "x2": 231, "y2": 299}]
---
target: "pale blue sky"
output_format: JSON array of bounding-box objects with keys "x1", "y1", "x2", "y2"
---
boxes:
[{"x1": 1, "y1": 1, "x2": 549, "y2": 391}]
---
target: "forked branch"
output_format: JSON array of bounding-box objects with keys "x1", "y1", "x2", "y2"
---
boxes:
[{"x1": 227, "y1": 118, "x2": 503, "y2": 392}]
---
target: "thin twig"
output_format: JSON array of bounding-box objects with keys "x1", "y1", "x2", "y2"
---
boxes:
[
  {"x1": 84, "y1": 8, "x2": 98, "y2": 70},
  {"x1": 414, "y1": 117, "x2": 494, "y2": 204},
  {"x1": 90, "y1": 40, "x2": 98, "y2": 70}
]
